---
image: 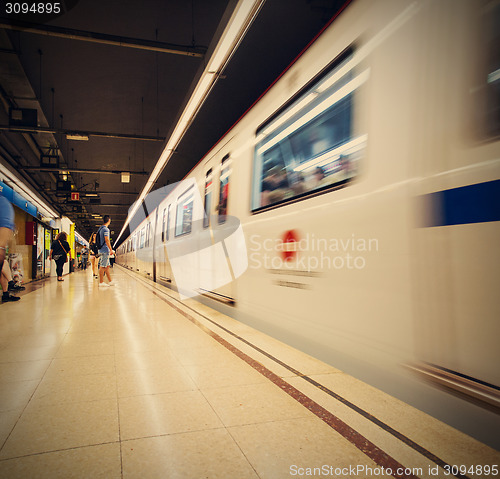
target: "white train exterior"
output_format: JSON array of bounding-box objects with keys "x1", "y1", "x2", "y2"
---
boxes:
[{"x1": 117, "y1": 0, "x2": 500, "y2": 448}]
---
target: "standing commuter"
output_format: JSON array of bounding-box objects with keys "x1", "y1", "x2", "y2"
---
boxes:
[
  {"x1": 89, "y1": 232, "x2": 98, "y2": 278},
  {"x1": 49, "y1": 232, "x2": 71, "y2": 282},
  {"x1": 97, "y1": 215, "x2": 115, "y2": 287},
  {"x1": 0, "y1": 188, "x2": 20, "y2": 302},
  {"x1": 80, "y1": 245, "x2": 89, "y2": 270}
]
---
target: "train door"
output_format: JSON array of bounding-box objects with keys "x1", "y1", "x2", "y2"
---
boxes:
[
  {"x1": 137, "y1": 227, "x2": 146, "y2": 273},
  {"x1": 203, "y1": 168, "x2": 213, "y2": 229},
  {"x1": 205, "y1": 155, "x2": 236, "y2": 303},
  {"x1": 152, "y1": 208, "x2": 159, "y2": 282},
  {"x1": 132, "y1": 233, "x2": 138, "y2": 271},
  {"x1": 166, "y1": 171, "x2": 244, "y2": 301},
  {"x1": 156, "y1": 203, "x2": 174, "y2": 286},
  {"x1": 410, "y1": 0, "x2": 500, "y2": 413}
]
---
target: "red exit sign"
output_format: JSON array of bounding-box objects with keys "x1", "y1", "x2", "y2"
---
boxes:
[{"x1": 71, "y1": 192, "x2": 80, "y2": 201}]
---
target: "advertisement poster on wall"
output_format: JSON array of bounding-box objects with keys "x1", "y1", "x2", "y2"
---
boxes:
[
  {"x1": 45, "y1": 228, "x2": 52, "y2": 276},
  {"x1": 36, "y1": 223, "x2": 44, "y2": 279},
  {"x1": 9, "y1": 253, "x2": 24, "y2": 284}
]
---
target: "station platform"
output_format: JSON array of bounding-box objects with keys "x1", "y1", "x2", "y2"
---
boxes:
[{"x1": 0, "y1": 266, "x2": 498, "y2": 478}]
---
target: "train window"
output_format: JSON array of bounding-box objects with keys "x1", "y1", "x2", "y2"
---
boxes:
[
  {"x1": 140, "y1": 228, "x2": 145, "y2": 249},
  {"x1": 474, "y1": 2, "x2": 500, "y2": 139},
  {"x1": 166, "y1": 205, "x2": 171, "y2": 241},
  {"x1": 251, "y1": 50, "x2": 366, "y2": 211},
  {"x1": 133, "y1": 234, "x2": 137, "y2": 251},
  {"x1": 175, "y1": 187, "x2": 194, "y2": 236},
  {"x1": 203, "y1": 169, "x2": 213, "y2": 228},
  {"x1": 161, "y1": 209, "x2": 166, "y2": 243},
  {"x1": 218, "y1": 155, "x2": 231, "y2": 224}
]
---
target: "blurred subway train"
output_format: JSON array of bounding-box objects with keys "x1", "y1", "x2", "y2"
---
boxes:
[{"x1": 116, "y1": 0, "x2": 500, "y2": 448}]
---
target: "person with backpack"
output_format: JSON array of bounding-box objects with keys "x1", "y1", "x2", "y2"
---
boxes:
[{"x1": 96, "y1": 215, "x2": 115, "y2": 287}]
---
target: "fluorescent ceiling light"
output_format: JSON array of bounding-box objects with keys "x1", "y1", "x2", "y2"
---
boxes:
[
  {"x1": 207, "y1": 0, "x2": 263, "y2": 73},
  {"x1": 114, "y1": 0, "x2": 265, "y2": 246},
  {"x1": 66, "y1": 134, "x2": 89, "y2": 141}
]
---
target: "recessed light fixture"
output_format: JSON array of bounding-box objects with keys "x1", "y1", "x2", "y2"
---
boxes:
[{"x1": 66, "y1": 134, "x2": 89, "y2": 141}]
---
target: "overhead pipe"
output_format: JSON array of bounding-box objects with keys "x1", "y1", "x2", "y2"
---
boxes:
[{"x1": 0, "y1": 19, "x2": 206, "y2": 58}]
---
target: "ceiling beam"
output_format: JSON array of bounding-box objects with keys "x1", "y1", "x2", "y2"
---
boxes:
[
  {"x1": 0, "y1": 125, "x2": 165, "y2": 142},
  {"x1": 0, "y1": 19, "x2": 206, "y2": 58},
  {"x1": 47, "y1": 190, "x2": 140, "y2": 195},
  {"x1": 21, "y1": 167, "x2": 148, "y2": 175},
  {"x1": 60, "y1": 203, "x2": 130, "y2": 207}
]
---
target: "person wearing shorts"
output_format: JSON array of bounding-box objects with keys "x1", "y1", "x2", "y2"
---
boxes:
[{"x1": 97, "y1": 215, "x2": 115, "y2": 287}]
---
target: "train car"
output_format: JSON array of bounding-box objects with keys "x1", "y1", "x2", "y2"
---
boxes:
[{"x1": 117, "y1": 0, "x2": 500, "y2": 447}]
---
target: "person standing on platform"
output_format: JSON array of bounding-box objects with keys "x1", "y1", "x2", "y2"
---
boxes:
[
  {"x1": 80, "y1": 245, "x2": 89, "y2": 270},
  {"x1": 49, "y1": 232, "x2": 71, "y2": 282},
  {"x1": 97, "y1": 215, "x2": 115, "y2": 287},
  {"x1": 0, "y1": 188, "x2": 20, "y2": 302},
  {"x1": 89, "y1": 232, "x2": 98, "y2": 278}
]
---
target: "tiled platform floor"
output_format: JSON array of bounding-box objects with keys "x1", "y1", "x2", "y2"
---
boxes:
[{"x1": 0, "y1": 267, "x2": 498, "y2": 478}]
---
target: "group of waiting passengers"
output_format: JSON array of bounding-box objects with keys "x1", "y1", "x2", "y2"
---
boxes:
[{"x1": 0, "y1": 193, "x2": 116, "y2": 302}]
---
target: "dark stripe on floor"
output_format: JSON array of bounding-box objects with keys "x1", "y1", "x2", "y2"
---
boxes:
[
  {"x1": 123, "y1": 268, "x2": 470, "y2": 479},
  {"x1": 124, "y1": 267, "x2": 472, "y2": 479}
]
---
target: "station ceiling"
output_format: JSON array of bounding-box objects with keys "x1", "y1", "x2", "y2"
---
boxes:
[{"x1": 0, "y1": 0, "x2": 346, "y2": 242}]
